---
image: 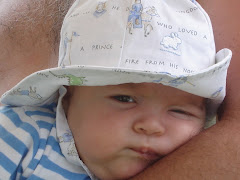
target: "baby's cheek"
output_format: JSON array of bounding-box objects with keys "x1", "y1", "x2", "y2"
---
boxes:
[{"x1": 164, "y1": 122, "x2": 203, "y2": 152}]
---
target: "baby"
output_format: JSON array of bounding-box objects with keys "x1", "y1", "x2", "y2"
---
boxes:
[
  {"x1": 0, "y1": 0, "x2": 232, "y2": 179},
  {"x1": 64, "y1": 83, "x2": 206, "y2": 179}
]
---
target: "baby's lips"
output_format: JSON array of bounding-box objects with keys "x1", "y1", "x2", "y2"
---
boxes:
[{"x1": 130, "y1": 147, "x2": 161, "y2": 161}]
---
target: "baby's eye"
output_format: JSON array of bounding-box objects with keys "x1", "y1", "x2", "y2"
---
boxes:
[
  {"x1": 112, "y1": 95, "x2": 135, "y2": 103},
  {"x1": 170, "y1": 109, "x2": 192, "y2": 120},
  {"x1": 171, "y1": 109, "x2": 189, "y2": 115}
]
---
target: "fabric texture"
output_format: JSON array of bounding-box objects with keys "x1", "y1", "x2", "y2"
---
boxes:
[
  {"x1": 0, "y1": 89, "x2": 97, "y2": 180},
  {"x1": 0, "y1": 0, "x2": 232, "y2": 120}
]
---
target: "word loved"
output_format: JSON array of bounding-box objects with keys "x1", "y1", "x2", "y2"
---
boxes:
[{"x1": 178, "y1": 28, "x2": 197, "y2": 36}]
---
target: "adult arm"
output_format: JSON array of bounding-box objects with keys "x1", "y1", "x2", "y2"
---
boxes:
[
  {"x1": 0, "y1": 0, "x2": 74, "y2": 96},
  {"x1": 131, "y1": 0, "x2": 240, "y2": 179}
]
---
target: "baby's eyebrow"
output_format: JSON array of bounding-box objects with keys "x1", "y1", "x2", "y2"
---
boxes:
[
  {"x1": 121, "y1": 83, "x2": 139, "y2": 89},
  {"x1": 107, "y1": 83, "x2": 139, "y2": 91}
]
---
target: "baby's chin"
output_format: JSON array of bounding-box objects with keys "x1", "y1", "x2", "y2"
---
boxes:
[{"x1": 96, "y1": 160, "x2": 152, "y2": 180}]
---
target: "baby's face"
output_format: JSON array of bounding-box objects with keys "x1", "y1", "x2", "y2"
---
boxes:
[{"x1": 66, "y1": 83, "x2": 206, "y2": 180}]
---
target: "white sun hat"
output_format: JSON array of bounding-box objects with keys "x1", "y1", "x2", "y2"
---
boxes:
[{"x1": 1, "y1": 0, "x2": 232, "y2": 120}]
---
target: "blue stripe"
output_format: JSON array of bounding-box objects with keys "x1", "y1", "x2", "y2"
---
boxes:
[
  {"x1": 36, "y1": 121, "x2": 53, "y2": 131},
  {"x1": 39, "y1": 136, "x2": 63, "y2": 156},
  {"x1": 0, "y1": 125, "x2": 28, "y2": 156},
  {"x1": 40, "y1": 156, "x2": 89, "y2": 179},
  {"x1": 20, "y1": 176, "x2": 27, "y2": 180},
  {"x1": 28, "y1": 159, "x2": 39, "y2": 170},
  {"x1": 46, "y1": 136, "x2": 64, "y2": 156},
  {"x1": 38, "y1": 139, "x2": 47, "y2": 150},
  {"x1": 25, "y1": 111, "x2": 56, "y2": 119},
  {"x1": 0, "y1": 107, "x2": 23, "y2": 127},
  {"x1": 0, "y1": 152, "x2": 24, "y2": 180},
  {"x1": 0, "y1": 107, "x2": 40, "y2": 158},
  {"x1": 0, "y1": 152, "x2": 17, "y2": 175},
  {"x1": 20, "y1": 124, "x2": 39, "y2": 157},
  {"x1": 19, "y1": 176, "x2": 27, "y2": 180},
  {"x1": 0, "y1": 125, "x2": 29, "y2": 179}
]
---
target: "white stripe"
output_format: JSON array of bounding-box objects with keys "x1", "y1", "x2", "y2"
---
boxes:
[
  {"x1": 34, "y1": 149, "x2": 44, "y2": 160},
  {"x1": 0, "y1": 139, "x2": 22, "y2": 165},
  {"x1": 0, "y1": 165, "x2": 11, "y2": 179},
  {"x1": 34, "y1": 164, "x2": 68, "y2": 180},
  {"x1": 47, "y1": 148, "x2": 86, "y2": 174},
  {"x1": 21, "y1": 167, "x2": 34, "y2": 179},
  {"x1": 0, "y1": 112, "x2": 16, "y2": 129},
  {"x1": 39, "y1": 128, "x2": 52, "y2": 139}
]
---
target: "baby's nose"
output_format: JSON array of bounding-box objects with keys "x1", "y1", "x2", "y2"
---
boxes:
[{"x1": 132, "y1": 116, "x2": 165, "y2": 136}]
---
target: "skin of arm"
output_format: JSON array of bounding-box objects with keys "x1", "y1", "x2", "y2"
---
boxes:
[
  {"x1": 1, "y1": 0, "x2": 240, "y2": 179},
  {"x1": 0, "y1": 0, "x2": 74, "y2": 96},
  {"x1": 131, "y1": 0, "x2": 240, "y2": 179}
]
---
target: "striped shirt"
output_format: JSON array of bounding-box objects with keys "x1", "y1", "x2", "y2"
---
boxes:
[{"x1": 0, "y1": 104, "x2": 92, "y2": 180}]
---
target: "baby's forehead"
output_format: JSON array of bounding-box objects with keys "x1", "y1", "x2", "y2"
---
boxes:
[{"x1": 70, "y1": 83, "x2": 205, "y2": 102}]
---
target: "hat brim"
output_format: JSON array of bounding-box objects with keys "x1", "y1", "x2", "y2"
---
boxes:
[{"x1": 1, "y1": 49, "x2": 232, "y2": 111}]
